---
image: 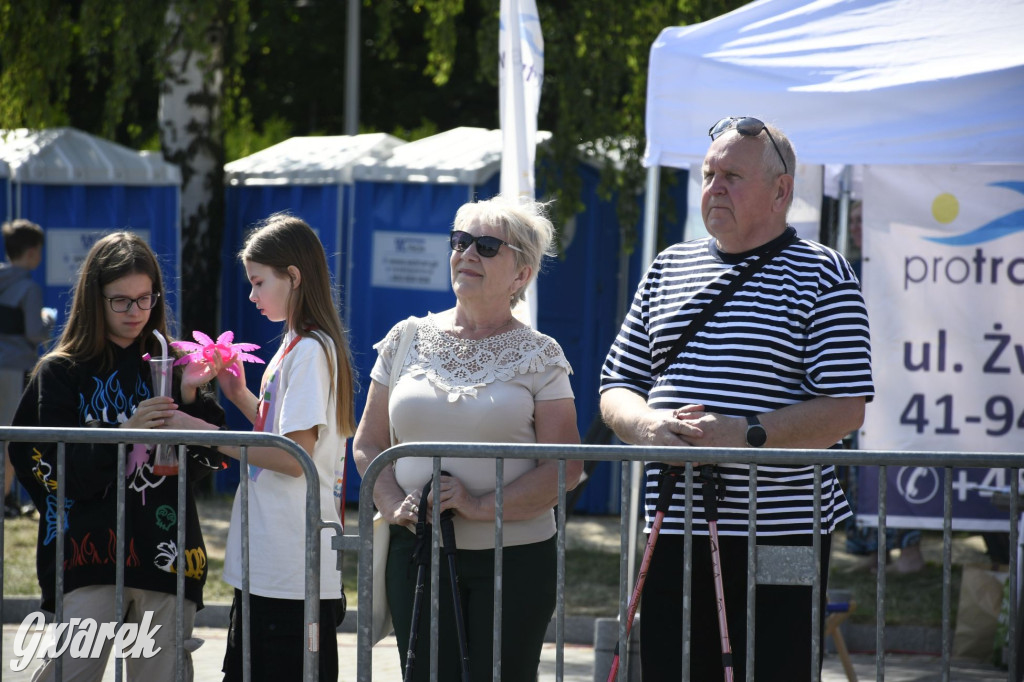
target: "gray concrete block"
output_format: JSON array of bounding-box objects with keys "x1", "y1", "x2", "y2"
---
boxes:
[{"x1": 592, "y1": 616, "x2": 640, "y2": 682}]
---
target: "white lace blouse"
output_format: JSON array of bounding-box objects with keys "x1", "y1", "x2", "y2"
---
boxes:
[{"x1": 370, "y1": 313, "x2": 574, "y2": 549}]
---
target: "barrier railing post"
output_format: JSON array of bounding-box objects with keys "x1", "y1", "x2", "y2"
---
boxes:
[
  {"x1": 492, "y1": 456, "x2": 504, "y2": 682},
  {"x1": 431, "y1": 457, "x2": 441, "y2": 682},
  {"x1": 746, "y1": 464, "x2": 757, "y2": 682},
  {"x1": 55, "y1": 442, "x2": 66, "y2": 682},
  {"x1": 240, "y1": 445, "x2": 251, "y2": 682},
  {"x1": 877, "y1": 464, "x2": 887, "y2": 681},
  {"x1": 812, "y1": 465, "x2": 823, "y2": 682},
  {"x1": 556, "y1": 458, "x2": 567, "y2": 681},
  {"x1": 175, "y1": 443, "x2": 188, "y2": 682},
  {"x1": 682, "y1": 462, "x2": 693, "y2": 681},
  {"x1": 614, "y1": 459, "x2": 630, "y2": 682},
  {"x1": 1010, "y1": 467, "x2": 1019, "y2": 681},
  {"x1": 115, "y1": 442, "x2": 126, "y2": 682},
  {"x1": 943, "y1": 466, "x2": 954, "y2": 681}
]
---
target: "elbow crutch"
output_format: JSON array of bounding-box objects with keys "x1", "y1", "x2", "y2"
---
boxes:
[
  {"x1": 404, "y1": 473, "x2": 471, "y2": 682},
  {"x1": 404, "y1": 480, "x2": 433, "y2": 681},
  {"x1": 699, "y1": 463, "x2": 734, "y2": 682},
  {"x1": 607, "y1": 465, "x2": 684, "y2": 682},
  {"x1": 439, "y1": 506, "x2": 471, "y2": 681}
]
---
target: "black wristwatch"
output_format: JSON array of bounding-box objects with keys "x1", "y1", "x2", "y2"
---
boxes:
[{"x1": 745, "y1": 415, "x2": 767, "y2": 447}]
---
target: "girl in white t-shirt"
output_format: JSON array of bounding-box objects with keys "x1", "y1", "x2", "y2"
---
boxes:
[{"x1": 199, "y1": 213, "x2": 356, "y2": 682}]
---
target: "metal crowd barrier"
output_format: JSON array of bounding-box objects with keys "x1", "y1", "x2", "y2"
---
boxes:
[
  {"x1": 0, "y1": 426, "x2": 336, "y2": 682},
  {"x1": 356, "y1": 442, "x2": 1023, "y2": 682}
]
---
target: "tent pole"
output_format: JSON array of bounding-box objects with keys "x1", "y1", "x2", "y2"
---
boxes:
[
  {"x1": 836, "y1": 165, "x2": 852, "y2": 255},
  {"x1": 642, "y1": 165, "x2": 660, "y2": 268},
  {"x1": 625, "y1": 163, "x2": 662, "y2": 605},
  {"x1": 344, "y1": 0, "x2": 360, "y2": 135}
]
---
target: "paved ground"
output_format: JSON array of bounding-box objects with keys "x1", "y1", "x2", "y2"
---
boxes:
[{"x1": 2, "y1": 623, "x2": 1009, "y2": 681}]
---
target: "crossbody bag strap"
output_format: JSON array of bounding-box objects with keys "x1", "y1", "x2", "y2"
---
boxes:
[
  {"x1": 389, "y1": 316, "x2": 419, "y2": 447},
  {"x1": 654, "y1": 231, "x2": 797, "y2": 378}
]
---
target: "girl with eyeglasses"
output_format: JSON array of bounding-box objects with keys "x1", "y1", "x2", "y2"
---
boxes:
[
  {"x1": 190, "y1": 213, "x2": 355, "y2": 682},
  {"x1": 353, "y1": 195, "x2": 583, "y2": 681},
  {"x1": 10, "y1": 230, "x2": 226, "y2": 682}
]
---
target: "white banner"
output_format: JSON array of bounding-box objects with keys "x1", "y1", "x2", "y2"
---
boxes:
[
  {"x1": 499, "y1": 0, "x2": 544, "y2": 326},
  {"x1": 499, "y1": 0, "x2": 543, "y2": 201},
  {"x1": 860, "y1": 164, "x2": 1024, "y2": 453}
]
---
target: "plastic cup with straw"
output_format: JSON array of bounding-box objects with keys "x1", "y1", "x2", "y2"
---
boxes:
[{"x1": 148, "y1": 329, "x2": 178, "y2": 476}]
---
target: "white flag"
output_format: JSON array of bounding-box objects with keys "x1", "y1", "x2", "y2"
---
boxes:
[
  {"x1": 499, "y1": 0, "x2": 543, "y2": 201},
  {"x1": 499, "y1": 0, "x2": 544, "y2": 325}
]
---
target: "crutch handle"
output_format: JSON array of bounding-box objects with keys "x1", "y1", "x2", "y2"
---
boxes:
[
  {"x1": 410, "y1": 481, "x2": 434, "y2": 567},
  {"x1": 437, "y1": 471, "x2": 457, "y2": 552},
  {"x1": 656, "y1": 466, "x2": 684, "y2": 514},
  {"x1": 439, "y1": 509, "x2": 457, "y2": 556},
  {"x1": 698, "y1": 464, "x2": 722, "y2": 522}
]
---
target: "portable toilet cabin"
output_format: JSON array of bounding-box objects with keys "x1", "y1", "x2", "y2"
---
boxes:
[
  {"x1": 347, "y1": 127, "x2": 506, "y2": 393},
  {"x1": 347, "y1": 127, "x2": 687, "y2": 512},
  {"x1": 217, "y1": 133, "x2": 404, "y2": 493},
  {"x1": 0, "y1": 128, "x2": 182, "y2": 322}
]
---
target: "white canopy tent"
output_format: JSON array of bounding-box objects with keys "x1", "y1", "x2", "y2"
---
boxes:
[
  {"x1": 645, "y1": 0, "x2": 1024, "y2": 169},
  {"x1": 641, "y1": 0, "x2": 1024, "y2": 260}
]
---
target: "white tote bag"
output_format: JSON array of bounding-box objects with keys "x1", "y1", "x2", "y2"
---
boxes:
[{"x1": 371, "y1": 316, "x2": 418, "y2": 645}]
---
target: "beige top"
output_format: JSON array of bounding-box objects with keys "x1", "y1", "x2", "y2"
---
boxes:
[{"x1": 370, "y1": 314, "x2": 574, "y2": 549}]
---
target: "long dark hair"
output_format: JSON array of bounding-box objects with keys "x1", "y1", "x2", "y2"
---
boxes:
[
  {"x1": 42, "y1": 231, "x2": 169, "y2": 373},
  {"x1": 241, "y1": 213, "x2": 356, "y2": 436}
]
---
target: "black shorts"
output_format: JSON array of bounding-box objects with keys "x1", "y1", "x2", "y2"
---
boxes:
[{"x1": 222, "y1": 589, "x2": 344, "y2": 682}]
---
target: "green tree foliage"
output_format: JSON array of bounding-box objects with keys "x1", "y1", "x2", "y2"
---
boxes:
[
  {"x1": 0, "y1": 1, "x2": 75, "y2": 129},
  {"x1": 0, "y1": 0, "x2": 167, "y2": 141},
  {"x1": 0, "y1": 0, "x2": 249, "y2": 334},
  {"x1": 0, "y1": 0, "x2": 250, "y2": 146},
  {"x1": 365, "y1": 0, "x2": 747, "y2": 252},
  {"x1": 236, "y1": 0, "x2": 496, "y2": 147}
]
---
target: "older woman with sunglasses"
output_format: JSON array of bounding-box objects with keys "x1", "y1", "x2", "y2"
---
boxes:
[{"x1": 354, "y1": 195, "x2": 582, "y2": 681}]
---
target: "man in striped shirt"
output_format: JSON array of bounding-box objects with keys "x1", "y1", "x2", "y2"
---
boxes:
[{"x1": 600, "y1": 117, "x2": 874, "y2": 681}]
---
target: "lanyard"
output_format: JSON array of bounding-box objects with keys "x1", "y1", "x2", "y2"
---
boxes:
[{"x1": 253, "y1": 333, "x2": 303, "y2": 432}]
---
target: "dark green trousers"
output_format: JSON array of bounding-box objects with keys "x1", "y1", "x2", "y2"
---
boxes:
[{"x1": 387, "y1": 526, "x2": 556, "y2": 682}]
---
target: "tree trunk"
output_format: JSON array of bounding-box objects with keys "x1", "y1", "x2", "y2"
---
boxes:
[{"x1": 159, "y1": 7, "x2": 225, "y2": 337}]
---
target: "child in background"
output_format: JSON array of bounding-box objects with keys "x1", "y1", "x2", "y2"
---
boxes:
[
  {"x1": 9, "y1": 231, "x2": 226, "y2": 681},
  {"x1": 199, "y1": 213, "x2": 356, "y2": 682},
  {"x1": 0, "y1": 219, "x2": 56, "y2": 518}
]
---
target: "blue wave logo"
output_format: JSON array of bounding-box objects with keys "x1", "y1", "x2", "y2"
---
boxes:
[
  {"x1": 924, "y1": 181, "x2": 1024, "y2": 246},
  {"x1": 499, "y1": 12, "x2": 545, "y2": 61}
]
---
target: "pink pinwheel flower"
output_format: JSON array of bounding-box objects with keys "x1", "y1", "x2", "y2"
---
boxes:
[{"x1": 170, "y1": 330, "x2": 264, "y2": 377}]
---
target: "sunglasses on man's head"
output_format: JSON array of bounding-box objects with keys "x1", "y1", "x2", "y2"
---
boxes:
[
  {"x1": 449, "y1": 230, "x2": 523, "y2": 258},
  {"x1": 708, "y1": 116, "x2": 789, "y2": 176}
]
